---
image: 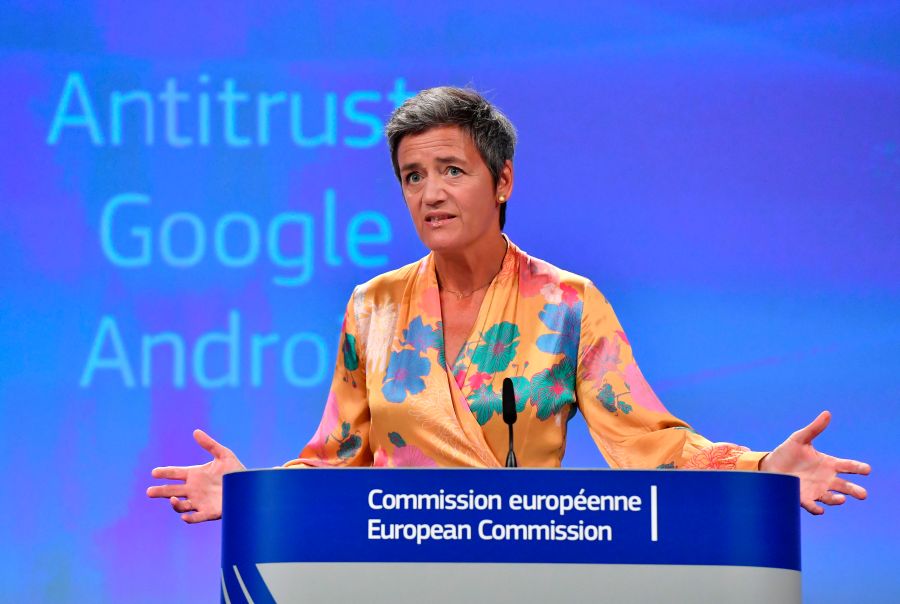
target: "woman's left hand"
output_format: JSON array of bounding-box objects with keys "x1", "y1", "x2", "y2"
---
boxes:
[{"x1": 760, "y1": 410, "x2": 871, "y2": 515}]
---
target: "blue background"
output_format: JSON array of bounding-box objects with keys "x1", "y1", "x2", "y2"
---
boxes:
[{"x1": 1, "y1": 1, "x2": 897, "y2": 602}]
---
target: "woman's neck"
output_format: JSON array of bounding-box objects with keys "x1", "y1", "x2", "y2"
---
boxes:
[{"x1": 434, "y1": 234, "x2": 508, "y2": 297}]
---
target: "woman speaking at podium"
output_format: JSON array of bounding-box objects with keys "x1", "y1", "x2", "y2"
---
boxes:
[{"x1": 148, "y1": 87, "x2": 869, "y2": 522}]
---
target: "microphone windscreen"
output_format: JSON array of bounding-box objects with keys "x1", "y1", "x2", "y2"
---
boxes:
[{"x1": 502, "y1": 377, "x2": 517, "y2": 425}]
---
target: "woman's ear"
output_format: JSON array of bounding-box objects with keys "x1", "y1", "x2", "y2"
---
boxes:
[{"x1": 497, "y1": 159, "x2": 514, "y2": 202}]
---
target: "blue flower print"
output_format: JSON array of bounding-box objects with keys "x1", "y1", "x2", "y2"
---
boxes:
[
  {"x1": 382, "y1": 349, "x2": 431, "y2": 403},
  {"x1": 536, "y1": 301, "x2": 583, "y2": 363},
  {"x1": 401, "y1": 316, "x2": 442, "y2": 354}
]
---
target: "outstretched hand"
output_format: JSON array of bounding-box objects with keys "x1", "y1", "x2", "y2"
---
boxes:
[
  {"x1": 760, "y1": 411, "x2": 870, "y2": 515},
  {"x1": 147, "y1": 429, "x2": 245, "y2": 523}
]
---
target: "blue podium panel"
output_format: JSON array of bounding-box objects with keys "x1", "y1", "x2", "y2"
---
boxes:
[{"x1": 221, "y1": 469, "x2": 800, "y2": 603}]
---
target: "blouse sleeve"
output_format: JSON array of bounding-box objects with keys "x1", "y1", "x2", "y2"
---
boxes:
[
  {"x1": 283, "y1": 288, "x2": 372, "y2": 467},
  {"x1": 575, "y1": 282, "x2": 767, "y2": 470}
]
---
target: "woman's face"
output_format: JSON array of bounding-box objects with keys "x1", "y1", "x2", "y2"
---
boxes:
[{"x1": 397, "y1": 125, "x2": 511, "y2": 254}]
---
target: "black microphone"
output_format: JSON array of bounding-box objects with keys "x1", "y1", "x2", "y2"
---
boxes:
[{"x1": 502, "y1": 377, "x2": 518, "y2": 468}]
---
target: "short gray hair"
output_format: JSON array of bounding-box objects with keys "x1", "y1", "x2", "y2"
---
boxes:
[{"x1": 385, "y1": 87, "x2": 517, "y2": 229}]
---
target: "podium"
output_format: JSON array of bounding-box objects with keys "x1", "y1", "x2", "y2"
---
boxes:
[{"x1": 221, "y1": 469, "x2": 800, "y2": 603}]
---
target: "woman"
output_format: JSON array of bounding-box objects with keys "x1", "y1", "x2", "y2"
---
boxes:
[{"x1": 148, "y1": 87, "x2": 870, "y2": 522}]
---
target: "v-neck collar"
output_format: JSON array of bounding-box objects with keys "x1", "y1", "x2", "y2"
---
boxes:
[
  {"x1": 425, "y1": 235, "x2": 520, "y2": 390},
  {"x1": 403, "y1": 236, "x2": 521, "y2": 467}
]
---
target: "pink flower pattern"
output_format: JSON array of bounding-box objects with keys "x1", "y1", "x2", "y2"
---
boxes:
[
  {"x1": 467, "y1": 371, "x2": 492, "y2": 391},
  {"x1": 683, "y1": 444, "x2": 749, "y2": 469},
  {"x1": 581, "y1": 337, "x2": 621, "y2": 383},
  {"x1": 624, "y1": 363, "x2": 668, "y2": 414}
]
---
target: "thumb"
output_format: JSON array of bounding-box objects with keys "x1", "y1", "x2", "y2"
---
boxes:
[
  {"x1": 792, "y1": 410, "x2": 831, "y2": 445},
  {"x1": 193, "y1": 429, "x2": 230, "y2": 459}
]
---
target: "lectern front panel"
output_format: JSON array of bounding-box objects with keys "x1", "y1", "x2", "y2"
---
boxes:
[{"x1": 221, "y1": 469, "x2": 800, "y2": 603}]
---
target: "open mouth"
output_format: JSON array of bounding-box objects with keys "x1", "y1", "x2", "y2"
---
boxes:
[{"x1": 425, "y1": 213, "x2": 456, "y2": 226}]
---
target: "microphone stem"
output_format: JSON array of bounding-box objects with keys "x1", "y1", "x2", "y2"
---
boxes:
[{"x1": 506, "y1": 424, "x2": 517, "y2": 468}]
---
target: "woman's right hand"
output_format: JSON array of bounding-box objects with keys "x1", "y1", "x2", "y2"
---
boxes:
[{"x1": 146, "y1": 429, "x2": 245, "y2": 523}]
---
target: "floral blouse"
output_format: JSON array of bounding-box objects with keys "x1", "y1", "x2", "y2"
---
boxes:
[{"x1": 284, "y1": 239, "x2": 766, "y2": 470}]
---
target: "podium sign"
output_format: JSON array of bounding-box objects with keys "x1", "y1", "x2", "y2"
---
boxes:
[{"x1": 221, "y1": 469, "x2": 800, "y2": 603}]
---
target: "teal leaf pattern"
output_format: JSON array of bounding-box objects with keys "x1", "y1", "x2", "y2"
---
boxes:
[
  {"x1": 597, "y1": 383, "x2": 632, "y2": 415},
  {"x1": 510, "y1": 375, "x2": 530, "y2": 412},
  {"x1": 472, "y1": 322, "x2": 520, "y2": 373},
  {"x1": 342, "y1": 333, "x2": 359, "y2": 371},
  {"x1": 435, "y1": 322, "x2": 447, "y2": 369},
  {"x1": 388, "y1": 431, "x2": 406, "y2": 448},
  {"x1": 530, "y1": 358, "x2": 576, "y2": 420},
  {"x1": 467, "y1": 384, "x2": 502, "y2": 425},
  {"x1": 598, "y1": 384, "x2": 617, "y2": 413},
  {"x1": 337, "y1": 434, "x2": 362, "y2": 459}
]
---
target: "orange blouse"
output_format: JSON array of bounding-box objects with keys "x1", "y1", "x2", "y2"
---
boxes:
[{"x1": 285, "y1": 239, "x2": 765, "y2": 470}]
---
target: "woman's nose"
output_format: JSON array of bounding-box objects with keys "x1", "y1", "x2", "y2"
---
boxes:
[{"x1": 421, "y1": 175, "x2": 447, "y2": 205}]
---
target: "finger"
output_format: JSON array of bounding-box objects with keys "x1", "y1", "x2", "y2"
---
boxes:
[
  {"x1": 830, "y1": 478, "x2": 867, "y2": 500},
  {"x1": 792, "y1": 410, "x2": 831, "y2": 445},
  {"x1": 182, "y1": 510, "x2": 214, "y2": 524},
  {"x1": 817, "y1": 492, "x2": 846, "y2": 506},
  {"x1": 801, "y1": 500, "x2": 824, "y2": 515},
  {"x1": 835, "y1": 458, "x2": 871, "y2": 475},
  {"x1": 147, "y1": 484, "x2": 188, "y2": 499},
  {"x1": 194, "y1": 429, "x2": 229, "y2": 460},
  {"x1": 151, "y1": 466, "x2": 188, "y2": 480},
  {"x1": 170, "y1": 497, "x2": 194, "y2": 513}
]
